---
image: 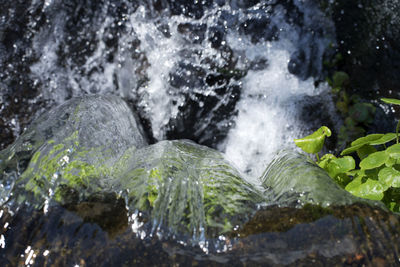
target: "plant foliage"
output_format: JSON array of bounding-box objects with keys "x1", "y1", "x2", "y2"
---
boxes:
[{"x1": 295, "y1": 98, "x2": 400, "y2": 212}]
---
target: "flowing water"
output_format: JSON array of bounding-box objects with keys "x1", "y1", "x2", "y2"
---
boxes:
[
  {"x1": 2, "y1": 0, "x2": 400, "y2": 265},
  {"x1": 0, "y1": 95, "x2": 398, "y2": 266},
  {"x1": 1, "y1": 0, "x2": 340, "y2": 178}
]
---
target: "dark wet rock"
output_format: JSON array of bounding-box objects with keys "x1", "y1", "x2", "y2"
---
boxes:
[
  {"x1": 229, "y1": 203, "x2": 400, "y2": 266},
  {"x1": 177, "y1": 23, "x2": 207, "y2": 44},
  {"x1": 1, "y1": 101, "x2": 400, "y2": 265},
  {"x1": 239, "y1": 16, "x2": 278, "y2": 44},
  {"x1": 208, "y1": 26, "x2": 225, "y2": 49},
  {"x1": 169, "y1": 61, "x2": 207, "y2": 89},
  {"x1": 169, "y1": 0, "x2": 213, "y2": 19},
  {"x1": 0, "y1": 0, "x2": 47, "y2": 150},
  {"x1": 1, "y1": 195, "x2": 399, "y2": 266},
  {"x1": 166, "y1": 84, "x2": 241, "y2": 148},
  {"x1": 165, "y1": 45, "x2": 244, "y2": 148},
  {"x1": 325, "y1": 0, "x2": 400, "y2": 99}
]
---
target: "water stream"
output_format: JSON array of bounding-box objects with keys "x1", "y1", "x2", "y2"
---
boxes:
[
  {"x1": 2, "y1": 0, "x2": 400, "y2": 265},
  {"x1": 2, "y1": 0, "x2": 339, "y2": 177}
]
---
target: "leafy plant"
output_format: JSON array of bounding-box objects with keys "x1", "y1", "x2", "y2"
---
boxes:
[
  {"x1": 294, "y1": 98, "x2": 400, "y2": 211},
  {"x1": 327, "y1": 71, "x2": 376, "y2": 148},
  {"x1": 294, "y1": 126, "x2": 331, "y2": 161}
]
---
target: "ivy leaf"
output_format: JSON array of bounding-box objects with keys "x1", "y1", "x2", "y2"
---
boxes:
[
  {"x1": 351, "y1": 134, "x2": 384, "y2": 146},
  {"x1": 325, "y1": 156, "x2": 355, "y2": 178},
  {"x1": 335, "y1": 173, "x2": 351, "y2": 187},
  {"x1": 369, "y1": 133, "x2": 397, "y2": 145},
  {"x1": 389, "y1": 202, "x2": 400, "y2": 212},
  {"x1": 379, "y1": 167, "x2": 400, "y2": 188},
  {"x1": 332, "y1": 71, "x2": 349, "y2": 89},
  {"x1": 346, "y1": 169, "x2": 365, "y2": 178},
  {"x1": 356, "y1": 145, "x2": 377, "y2": 160},
  {"x1": 385, "y1": 157, "x2": 397, "y2": 167},
  {"x1": 381, "y1": 98, "x2": 400, "y2": 105},
  {"x1": 349, "y1": 103, "x2": 375, "y2": 123},
  {"x1": 359, "y1": 151, "x2": 388, "y2": 170},
  {"x1": 320, "y1": 153, "x2": 336, "y2": 161},
  {"x1": 294, "y1": 126, "x2": 331, "y2": 154},
  {"x1": 345, "y1": 178, "x2": 385, "y2": 200},
  {"x1": 386, "y1": 144, "x2": 400, "y2": 159},
  {"x1": 317, "y1": 153, "x2": 336, "y2": 169},
  {"x1": 345, "y1": 176, "x2": 362, "y2": 191},
  {"x1": 341, "y1": 143, "x2": 364, "y2": 156},
  {"x1": 341, "y1": 134, "x2": 384, "y2": 156}
]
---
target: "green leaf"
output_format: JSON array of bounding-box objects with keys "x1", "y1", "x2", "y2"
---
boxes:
[
  {"x1": 386, "y1": 144, "x2": 400, "y2": 159},
  {"x1": 351, "y1": 134, "x2": 384, "y2": 147},
  {"x1": 317, "y1": 153, "x2": 336, "y2": 169},
  {"x1": 319, "y1": 153, "x2": 336, "y2": 161},
  {"x1": 294, "y1": 126, "x2": 331, "y2": 154},
  {"x1": 359, "y1": 151, "x2": 388, "y2": 170},
  {"x1": 346, "y1": 169, "x2": 365, "y2": 178},
  {"x1": 341, "y1": 143, "x2": 364, "y2": 156},
  {"x1": 325, "y1": 156, "x2": 355, "y2": 178},
  {"x1": 369, "y1": 133, "x2": 397, "y2": 145},
  {"x1": 341, "y1": 134, "x2": 385, "y2": 156},
  {"x1": 379, "y1": 167, "x2": 400, "y2": 188},
  {"x1": 332, "y1": 71, "x2": 349, "y2": 88},
  {"x1": 381, "y1": 98, "x2": 400, "y2": 105},
  {"x1": 385, "y1": 157, "x2": 397, "y2": 167},
  {"x1": 356, "y1": 145, "x2": 377, "y2": 160},
  {"x1": 345, "y1": 178, "x2": 385, "y2": 200},
  {"x1": 389, "y1": 202, "x2": 399, "y2": 212},
  {"x1": 349, "y1": 103, "x2": 375, "y2": 123},
  {"x1": 334, "y1": 173, "x2": 351, "y2": 187},
  {"x1": 345, "y1": 176, "x2": 362, "y2": 191}
]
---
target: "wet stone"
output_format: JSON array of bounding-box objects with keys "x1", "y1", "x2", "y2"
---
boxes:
[
  {"x1": 1, "y1": 98, "x2": 400, "y2": 265},
  {"x1": 1, "y1": 198, "x2": 399, "y2": 266}
]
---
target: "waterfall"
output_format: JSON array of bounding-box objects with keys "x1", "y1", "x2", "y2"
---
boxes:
[{"x1": 23, "y1": 0, "x2": 338, "y2": 178}]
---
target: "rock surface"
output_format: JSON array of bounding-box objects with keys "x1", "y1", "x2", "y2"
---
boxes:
[{"x1": 0, "y1": 95, "x2": 400, "y2": 266}]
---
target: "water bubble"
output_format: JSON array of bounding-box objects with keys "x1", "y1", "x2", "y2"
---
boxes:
[{"x1": 0, "y1": 235, "x2": 5, "y2": 248}]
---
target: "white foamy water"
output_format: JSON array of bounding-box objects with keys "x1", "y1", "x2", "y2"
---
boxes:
[
  {"x1": 28, "y1": 1, "x2": 336, "y2": 178},
  {"x1": 222, "y1": 41, "x2": 329, "y2": 179}
]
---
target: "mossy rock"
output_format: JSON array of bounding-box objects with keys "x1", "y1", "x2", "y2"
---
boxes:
[
  {"x1": 114, "y1": 140, "x2": 264, "y2": 239},
  {"x1": 0, "y1": 95, "x2": 147, "y2": 208}
]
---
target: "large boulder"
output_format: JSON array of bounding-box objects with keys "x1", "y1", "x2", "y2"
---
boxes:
[
  {"x1": 114, "y1": 139, "x2": 263, "y2": 239},
  {"x1": 0, "y1": 95, "x2": 147, "y2": 207},
  {"x1": 0, "y1": 96, "x2": 399, "y2": 265}
]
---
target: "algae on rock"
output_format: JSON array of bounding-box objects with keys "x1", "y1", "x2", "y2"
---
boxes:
[
  {"x1": 0, "y1": 95, "x2": 264, "y2": 240},
  {"x1": 0, "y1": 95, "x2": 147, "y2": 208},
  {"x1": 115, "y1": 140, "x2": 264, "y2": 239}
]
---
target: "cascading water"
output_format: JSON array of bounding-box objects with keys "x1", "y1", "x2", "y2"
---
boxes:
[
  {"x1": 2, "y1": 0, "x2": 400, "y2": 265},
  {"x1": 18, "y1": 0, "x2": 338, "y2": 178}
]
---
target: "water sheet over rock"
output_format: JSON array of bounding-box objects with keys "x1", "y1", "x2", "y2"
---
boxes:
[
  {"x1": 0, "y1": 95, "x2": 400, "y2": 265},
  {"x1": 114, "y1": 140, "x2": 264, "y2": 240},
  {"x1": 260, "y1": 150, "x2": 386, "y2": 209},
  {"x1": 0, "y1": 95, "x2": 147, "y2": 208}
]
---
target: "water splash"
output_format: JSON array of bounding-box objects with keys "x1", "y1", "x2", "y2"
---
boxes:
[{"x1": 24, "y1": 1, "x2": 339, "y2": 177}]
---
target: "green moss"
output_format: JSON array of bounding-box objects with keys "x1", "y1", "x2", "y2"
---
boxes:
[
  {"x1": 116, "y1": 140, "x2": 264, "y2": 238},
  {"x1": 18, "y1": 130, "x2": 112, "y2": 206}
]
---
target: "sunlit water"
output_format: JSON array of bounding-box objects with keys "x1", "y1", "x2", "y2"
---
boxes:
[
  {"x1": 2, "y1": 1, "x2": 400, "y2": 265},
  {"x1": 24, "y1": 0, "x2": 338, "y2": 179}
]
